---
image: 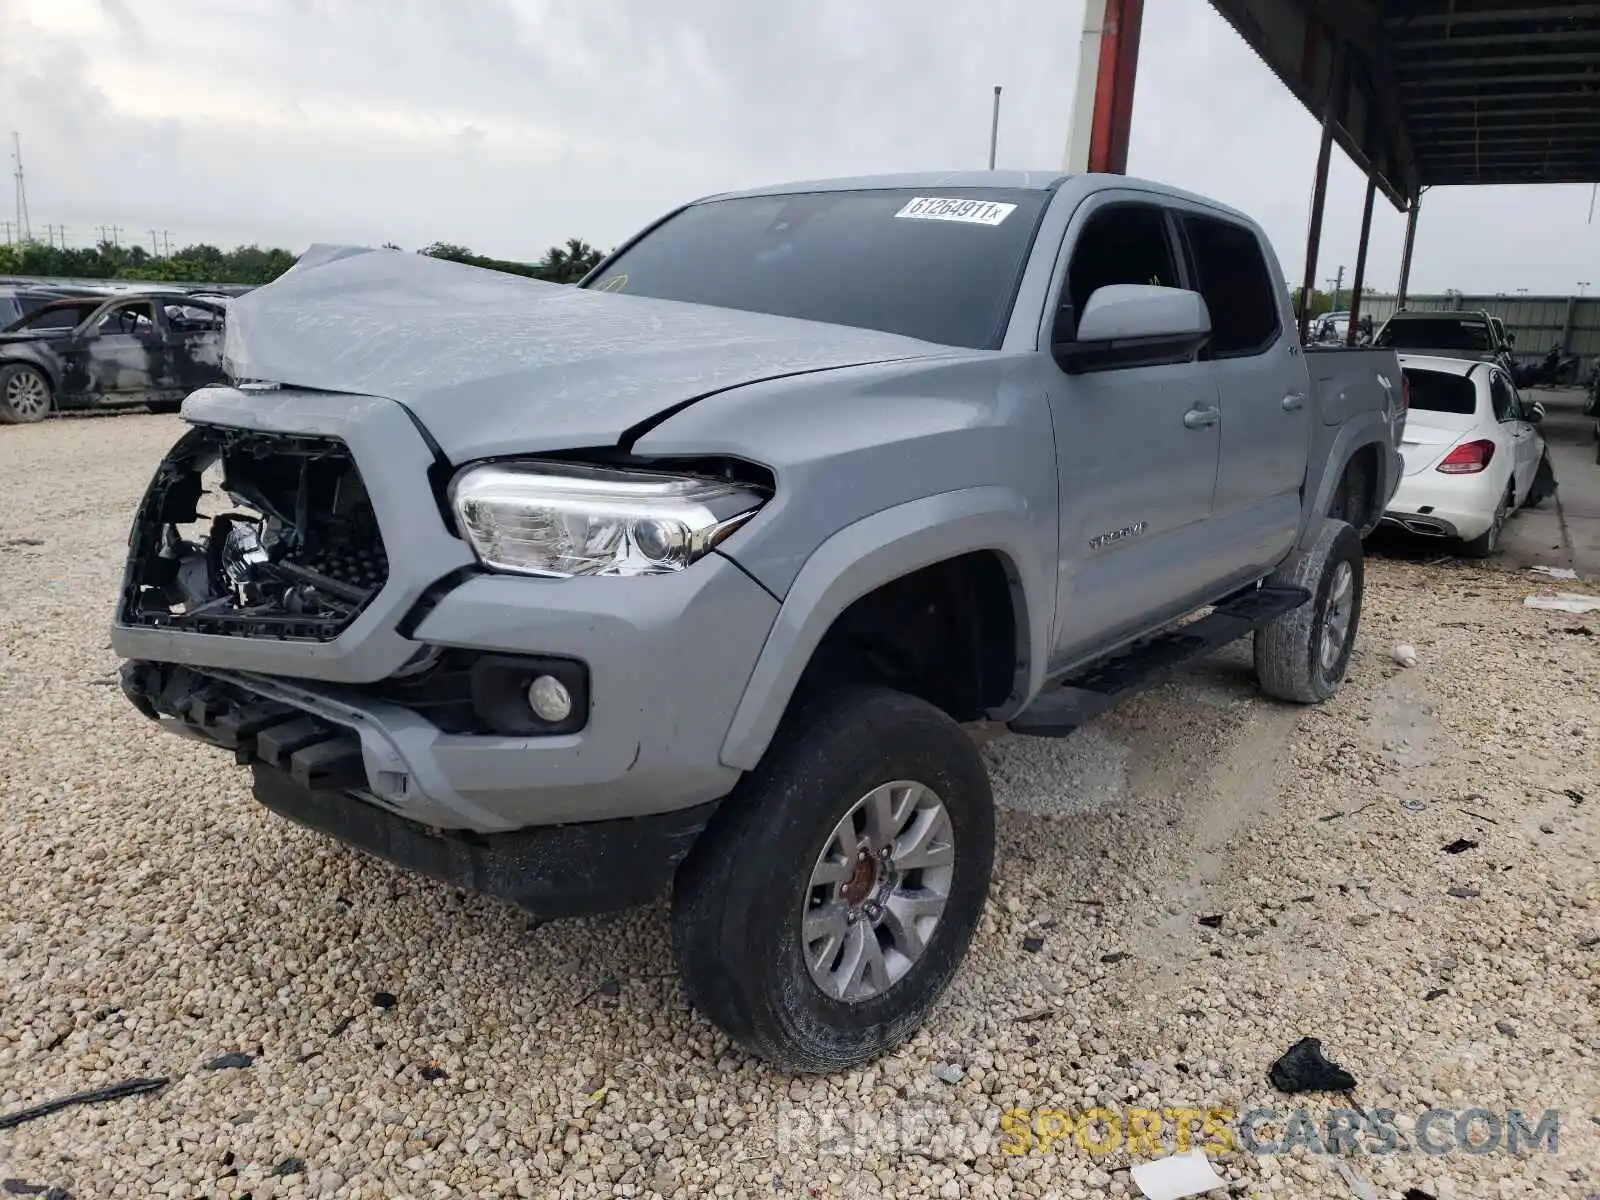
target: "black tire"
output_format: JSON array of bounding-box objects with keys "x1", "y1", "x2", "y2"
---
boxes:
[
  {"x1": 672, "y1": 686, "x2": 995, "y2": 1073},
  {"x1": 1524, "y1": 452, "x2": 1557, "y2": 509},
  {"x1": 1254, "y1": 518, "x2": 1364, "y2": 704},
  {"x1": 0, "y1": 363, "x2": 54, "y2": 425},
  {"x1": 1460, "y1": 484, "x2": 1512, "y2": 558}
]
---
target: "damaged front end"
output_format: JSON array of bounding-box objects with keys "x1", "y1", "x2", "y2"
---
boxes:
[{"x1": 120, "y1": 425, "x2": 389, "y2": 641}]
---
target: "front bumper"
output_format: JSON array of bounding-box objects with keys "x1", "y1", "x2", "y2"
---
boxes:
[
  {"x1": 113, "y1": 387, "x2": 782, "y2": 837},
  {"x1": 253, "y1": 763, "x2": 714, "y2": 919}
]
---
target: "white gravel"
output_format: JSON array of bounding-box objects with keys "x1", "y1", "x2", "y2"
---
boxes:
[{"x1": 2, "y1": 414, "x2": 1597, "y2": 1199}]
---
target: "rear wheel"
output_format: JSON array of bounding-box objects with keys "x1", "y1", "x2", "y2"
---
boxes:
[
  {"x1": 0, "y1": 363, "x2": 53, "y2": 424},
  {"x1": 1460, "y1": 485, "x2": 1512, "y2": 558},
  {"x1": 1255, "y1": 519, "x2": 1364, "y2": 704},
  {"x1": 672, "y1": 686, "x2": 995, "y2": 1072}
]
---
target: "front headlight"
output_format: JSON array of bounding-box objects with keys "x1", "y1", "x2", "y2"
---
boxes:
[{"x1": 450, "y1": 461, "x2": 767, "y2": 577}]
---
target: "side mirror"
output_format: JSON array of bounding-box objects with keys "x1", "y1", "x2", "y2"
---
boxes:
[
  {"x1": 1506, "y1": 332, "x2": 1517, "y2": 347},
  {"x1": 1057, "y1": 284, "x2": 1211, "y2": 373},
  {"x1": 1528, "y1": 402, "x2": 1545, "y2": 424}
]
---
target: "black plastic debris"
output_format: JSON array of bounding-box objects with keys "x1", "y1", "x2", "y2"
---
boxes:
[
  {"x1": 1566, "y1": 788, "x2": 1585, "y2": 805},
  {"x1": 1268, "y1": 1037, "x2": 1357, "y2": 1094},
  {"x1": 1447, "y1": 885, "x2": 1481, "y2": 899},
  {"x1": 329, "y1": 1015, "x2": 355, "y2": 1038},
  {"x1": 1580, "y1": 936, "x2": 1600, "y2": 949},
  {"x1": 0, "y1": 1077, "x2": 168, "y2": 1130},
  {"x1": 1424, "y1": 989, "x2": 1448, "y2": 1002},
  {"x1": 3, "y1": 1182, "x2": 45, "y2": 1196},
  {"x1": 1402, "y1": 1190, "x2": 1437, "y2": 1200},
  {"x1": 1101, "y1": 951, "x2": 1131, "y2": 964},
  {"x1": 1021, "y1": 937, "x2": 1045, "y2": 954},
  {"x1": 420, "y1": 1066, "x2": 448, "y2": 1081},
  {"x1": 202, "y1": 1053, "x2": 253, "y2": 1071},
  {"x1": 371, "y1": 992, "x2": 397, "y2": 1009},
  {"x1": 597, "y1": 978, "x2": 622, "y2": 998},
  {"x1": 270, "y1": 1158, "x2": 305, "y2": 1177},
  {"x1": 1442, "y1": 839, "x2": 1479, "y2": 855},
  {"x1": 1198, "y1": 914, "x2": 1224, "y2": 929}
]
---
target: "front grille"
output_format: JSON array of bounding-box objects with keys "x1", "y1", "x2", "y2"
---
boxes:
[{"x1": 121, "y1": 425, "x2": 389, "y2": 642}]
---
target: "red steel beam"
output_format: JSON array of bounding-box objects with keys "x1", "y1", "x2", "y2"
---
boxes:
[{"x1": 1087, "y1": 0, "x2": 1145, "y2": 173}]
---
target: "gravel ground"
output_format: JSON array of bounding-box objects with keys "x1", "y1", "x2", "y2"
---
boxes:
[{"x1": 1, "y1": 414, "x2": 1596, "y2": 1200}]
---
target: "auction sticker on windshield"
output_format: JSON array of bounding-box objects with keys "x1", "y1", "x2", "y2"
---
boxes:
[{"x1": 894, "y1": 197, "x2": 1017, "y2": 225}]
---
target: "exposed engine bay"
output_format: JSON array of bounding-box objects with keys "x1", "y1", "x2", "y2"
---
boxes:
[{"x1": 121, "y1": 425, "x2": 389, "y2": 640}]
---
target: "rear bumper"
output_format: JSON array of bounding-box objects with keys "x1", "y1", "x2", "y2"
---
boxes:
[{"x1": 1384, "y1": 467, "x2": 1504, "y2": 541}]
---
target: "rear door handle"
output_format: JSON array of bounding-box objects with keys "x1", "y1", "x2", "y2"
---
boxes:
[
  {"x1": 1282, "y1": 392, "x2": 1307, "y2": 411},
  {"x1": 1183, "y1": 406, "x2": 1220, "y2": 430}
]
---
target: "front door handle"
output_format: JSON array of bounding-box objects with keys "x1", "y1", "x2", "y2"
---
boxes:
[
  {"x1": 1282, "y1": 392, "x2": 1307, "y2": 412},
  {"x1": 1183, "y1": 405, "x2": 1220, "y2": 430}
]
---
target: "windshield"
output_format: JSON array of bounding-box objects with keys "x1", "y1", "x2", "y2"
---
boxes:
[
  {"x1": 584, "y1": 188, "x2": 1050, "y2": 349},
  {"x1": 1403, "y1": 367, "x2": 1479, "y2": 415},
  {"x1": 1376, "y1": 316, "x2": 1493, "y2": 352}
]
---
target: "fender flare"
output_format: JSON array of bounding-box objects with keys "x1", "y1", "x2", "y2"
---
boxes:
[
  {"x1": 1300, "y1": 416, "x2": 1396, "y2": 550},
  {"x1": 718, "y1": 486, "x2": 1050, "y2": 770}
]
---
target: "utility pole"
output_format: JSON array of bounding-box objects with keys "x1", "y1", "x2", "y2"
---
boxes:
[
  {"x1": 988, "y1": 86, "x2": 1002, "y2": 170},
  {"x1": 1580, "y1": 280, "x2": 1592, "y2": 297},
  {"x1": 150, "y1": 230, "x2": 160, "y2": 255},
  {"x1": 1, "y1": 219, "x2": 12, "y2": 244},
  {"x1": 1325, "y1": 265, "x2": 1345, "y2": 312},
  {"x1": 11, "y1": 132, "x2": 30, "y2": 245},
  {"x1": 160, "y1": 230, "x2": 172, "y2": 256},
  {"x1": 44, "y1": 223, "x2": 66, "y2": 248}
]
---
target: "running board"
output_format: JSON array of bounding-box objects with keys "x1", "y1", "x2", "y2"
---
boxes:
[{"x1": 1006, "y1": 585, "x2": 1311, "y2": 738}]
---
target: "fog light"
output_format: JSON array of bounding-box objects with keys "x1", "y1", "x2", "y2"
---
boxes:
[{"x1": 527, "y1": 674, "x2": 573, "y2": 723}]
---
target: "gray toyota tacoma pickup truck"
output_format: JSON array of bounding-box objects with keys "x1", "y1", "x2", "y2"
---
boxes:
[{"x1": 113, "y1": 171, "x2": 1404, "y2": 1072}]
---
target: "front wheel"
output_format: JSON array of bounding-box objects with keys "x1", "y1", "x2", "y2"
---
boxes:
[
  {"x1": 1525, "y1": 452, "x2": 1557, "y2": 509},
  {"x1": 0, "y1": 363, "x2": 54, "y2": 424},
  {"x1": 1255, "y1": 518, "x2": 1364, "y2": 704},
  {"x1": 672, "y1": 686, "x2": 995, "y2": 1073}
]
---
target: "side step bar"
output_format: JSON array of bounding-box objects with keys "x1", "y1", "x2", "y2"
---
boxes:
[{"x1": 1006, "y1": 584, "x2": 1310, "y2": 738}]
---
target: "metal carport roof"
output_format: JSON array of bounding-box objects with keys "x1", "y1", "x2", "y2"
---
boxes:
[{"x1": 1206, "y1": 0, "x2": 1600, "y2": 209}]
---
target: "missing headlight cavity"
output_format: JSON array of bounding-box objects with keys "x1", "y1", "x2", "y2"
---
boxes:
[{"x1": 121, "y1": 425, "x2": 388, "y2": 641}]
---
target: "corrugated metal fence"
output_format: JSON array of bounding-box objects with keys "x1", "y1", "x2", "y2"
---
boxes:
[{"x1": 1362, "y1": 293, "x2": 1600, "y2": 367}]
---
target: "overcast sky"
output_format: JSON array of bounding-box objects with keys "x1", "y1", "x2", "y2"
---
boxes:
[{"x1": 3, "y1": 0, "x2": 1598, "y2": 294}]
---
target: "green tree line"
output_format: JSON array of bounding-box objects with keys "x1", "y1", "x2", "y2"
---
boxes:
[{"x1": 0, "y1": 236, "x2": 606, "y2": 287}]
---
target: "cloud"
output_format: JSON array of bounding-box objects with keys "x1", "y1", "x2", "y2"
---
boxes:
[{"x1": 1, "y1": 0, "x2": 1596, "y2": 292}]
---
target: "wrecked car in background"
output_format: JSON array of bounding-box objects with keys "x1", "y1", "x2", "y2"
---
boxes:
[{"x1": 0, "y1": 293, "x2": 228, "y2": 424}]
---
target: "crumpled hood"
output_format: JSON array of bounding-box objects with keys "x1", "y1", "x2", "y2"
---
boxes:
[{"x1": 222, "y1": 244, "x2": 953, "y2": 462}]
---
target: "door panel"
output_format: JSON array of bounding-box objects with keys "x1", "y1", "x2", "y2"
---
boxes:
[
  {"x1": 1176, "y1": 210, "x2": 1309, "y2": 578},
  {"x1": 1047, "y1": 360, "x2": 1222, "y2": 665},
  {"x1": 1042, "y1": 196, "x2": 1221, "y2": 666}
]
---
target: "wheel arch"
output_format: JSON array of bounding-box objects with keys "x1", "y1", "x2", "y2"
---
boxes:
[{"x1": 719, "y1": 487, "x2": 1049, "y2": 771}]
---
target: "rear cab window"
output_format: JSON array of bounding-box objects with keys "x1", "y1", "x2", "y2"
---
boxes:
[
  {"x1": 1403, "y1": 368, "x2": 1479, "y2": 415},
  {"x1": 584, "y1": 187, "x2": 1051, "y2": 349},
  {"x1": 1376, "y1": 316, "x2": 1493, "y2": 353},
  {"x1": 1178, "y1": 214, "x2": 1281, "y2": 357}
]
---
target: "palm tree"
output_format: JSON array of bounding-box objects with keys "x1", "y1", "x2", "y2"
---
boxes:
[{"x1": 540, "y1": 238, "x2": 603, "y2": 283}]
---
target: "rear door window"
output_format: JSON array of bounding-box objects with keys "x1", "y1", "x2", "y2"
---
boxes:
[
  {"x1": 1179, "y1": 214, "x2": 1281, "y2": 357},
  {"x1": 1404, "y1": 368, "x2": 1478, "y2": 415}
]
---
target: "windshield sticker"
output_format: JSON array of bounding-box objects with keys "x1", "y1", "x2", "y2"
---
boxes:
[{"x1": 894, "y1": 197, "x2": 1017, "y2": 226}]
